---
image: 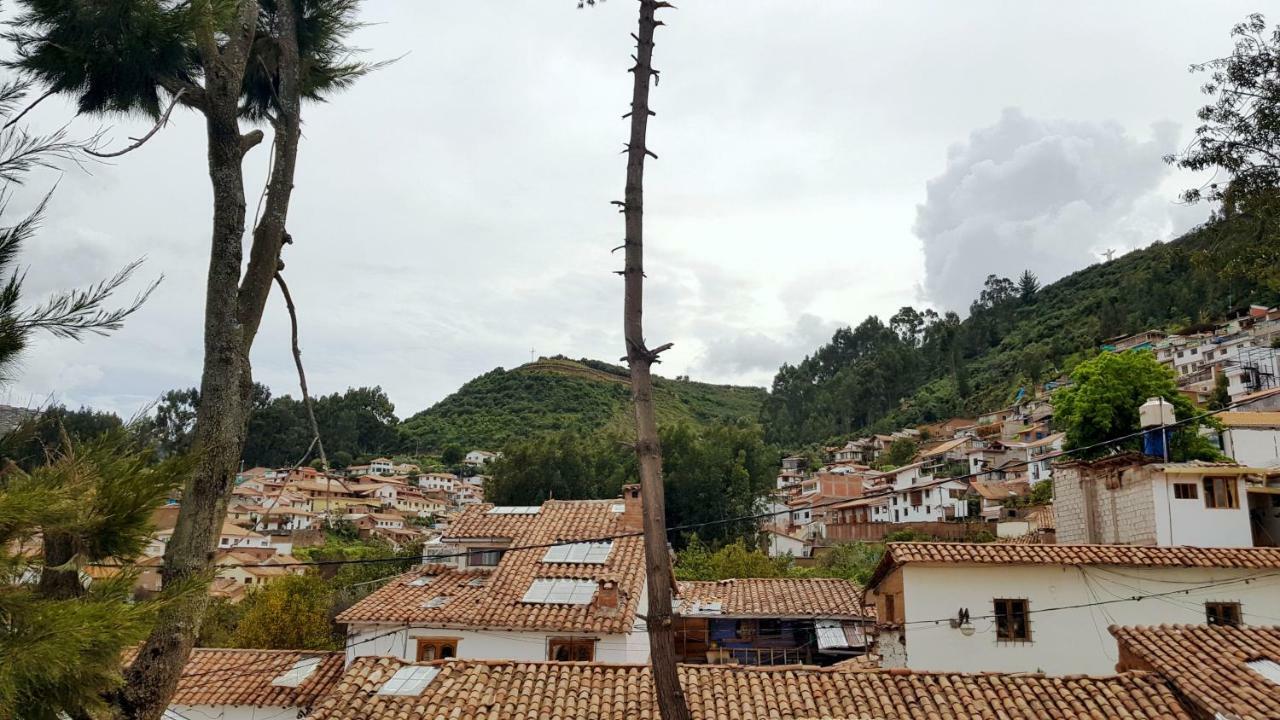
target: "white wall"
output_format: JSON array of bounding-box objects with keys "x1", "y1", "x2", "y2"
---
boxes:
[
  {"x1": 895, "y1": 563, "x2": 1280, "y2": 675},
  {"x1": 172, "y1": 704, "x2": 301, "y2": 720},
  {"x1": 1223, "y1": 427, "x2": 1280, "y2": 467},
  {"x1": 1151, "y1": 475, "x2": 1253, "y2": 547},
  {"x1": 346, "y1": 624, "x2": 649, "y2": 665}
]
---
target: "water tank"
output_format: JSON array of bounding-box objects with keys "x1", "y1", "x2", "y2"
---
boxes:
[{"x1": 1139, "y1": 397, "x2": 1176, "y2": 429}]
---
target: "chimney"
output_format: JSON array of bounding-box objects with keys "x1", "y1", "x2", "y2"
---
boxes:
[
  {"x1": 595, "y1": 579, "x2": 619, "y2": 611},
  {"x1": 619, "y1": 484, "x2": 643, "y2": 533}
]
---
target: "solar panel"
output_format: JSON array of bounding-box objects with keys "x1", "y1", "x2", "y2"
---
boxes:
[
  {"x1": 378, "y1": 665, "x2": 440, "y2": 696},
  {"x1": 542, "y1": 541, "x2": 613, "y2": 564},
  {"x1": 522, "y1": 578, "x2": 598, "y2": 605},
  {"x1": 422, "y1": 595, "x2": 451, "y2": 609},
  {"x1": 271, "y1": 656, "x2": 323, "y2": 687}
]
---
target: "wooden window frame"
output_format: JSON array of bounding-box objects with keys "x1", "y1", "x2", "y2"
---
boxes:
[
  {"x1": 1205, "y1": 601, "x2": 1242, "y2": 627},
  {"x1": 884, "y1": 594, "x2": 897, "y2": 624},
  {"x1": 547, "y1": 636, "x2": 596, "y2": 662},
  {"x1": 993, "y1": 598, "x2": 1031, "y2": 642},
  {"x1": 415, "y1": 637, "x2": 459, "y2": 661},
  {"x1": 1202, "y1": 477, "x2": 1240, "y2": 509},
  {"x1": 1172, "y1": 482, "x2": 1198, "y2": 500}
]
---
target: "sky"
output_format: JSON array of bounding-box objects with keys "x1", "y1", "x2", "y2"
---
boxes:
[{"x1": 5, "y1": 1, "x2": 1259, "y2": 420}]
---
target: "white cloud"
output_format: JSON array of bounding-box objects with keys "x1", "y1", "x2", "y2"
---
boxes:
[{"x1": 915, "y1": 108, "x2": 1206, "y2": 311}]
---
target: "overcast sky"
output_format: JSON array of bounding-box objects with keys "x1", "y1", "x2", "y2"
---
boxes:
[{"x1": 6, "y1": 1, "x2": 1258, "y2": 419}]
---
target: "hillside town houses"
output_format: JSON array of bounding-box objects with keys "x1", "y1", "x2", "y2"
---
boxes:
[{"x1": 117, "y1": 309, "x2": 1280, "y2": 719}]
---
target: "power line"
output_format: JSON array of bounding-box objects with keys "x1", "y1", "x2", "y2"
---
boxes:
[{"x1": 94, "y1": 398, "x2": 1260, "y2": 572}]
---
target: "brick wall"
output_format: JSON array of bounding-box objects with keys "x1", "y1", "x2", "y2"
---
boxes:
[{"x1": 1053, "y1": 461, "x2": 1157, "y2": 545}]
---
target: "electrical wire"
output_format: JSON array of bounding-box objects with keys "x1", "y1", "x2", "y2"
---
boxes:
[{"x1": 92, "y1": 396, "x2": 1266, "y2": 573}]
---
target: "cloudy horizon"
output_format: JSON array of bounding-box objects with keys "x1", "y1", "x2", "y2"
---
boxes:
[{"x1": 9, "y1": 1, "x2": 1253, "y2": 419}]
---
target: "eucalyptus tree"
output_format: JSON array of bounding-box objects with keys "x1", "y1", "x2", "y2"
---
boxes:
[{"x1": 5, "y1": 2, "x2": 375, "y2": 716}]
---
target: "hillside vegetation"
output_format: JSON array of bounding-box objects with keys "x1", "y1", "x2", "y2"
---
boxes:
[
  {"x1": 761, "y1": 218, "x2": 1280, "y2": 449},
  {"x1": 400, "y1": 357, "x2": 767, "y2": 451}
]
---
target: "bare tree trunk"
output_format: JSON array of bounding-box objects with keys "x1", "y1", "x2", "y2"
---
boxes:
[
  {"x1": 619, "y1": 3, "x2": 689, "y2": 720},
  {"x1": 114, "y1": 3, "x2": 306, "y2": 718},
  {"x1": 274, "y1": 271, "x2": 327, "y2": 470}
]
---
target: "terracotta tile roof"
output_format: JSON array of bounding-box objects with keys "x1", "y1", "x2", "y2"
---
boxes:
[
  {"x1": 1027, "y1": 503, "x2": 1055, "y2": 530},
  {"x1": 868, "y1": 542, "x2": 1280, "y2": 589},
  {"x1": 123, "y1": 648, "x2": 343, "y2": 708},
  {"x1": 307, "y1": 657, "x2": 1192, "y2": 720},
  {"x1": 1213, "y1": 409, "x2": 1280, "y2": 425},
  {"x1": 969, "y1": 480, "x2": 1024, "y2": 501},
  {"x1": 337, "y1": 500, "x2": 645, "y2": 634},
  {"x1": 675, "y1": 578, "x2": 868, "y2": 619},
  {"x1": 1111, "y1": 624, "x2": 1280, "y2": 720}
]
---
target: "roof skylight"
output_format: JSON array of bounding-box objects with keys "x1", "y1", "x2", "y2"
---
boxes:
[
  {"x1": 542, "y1": 541, "x2": 613, "y2": 564},
  {"x1": 270, "y1": 656, "x2": 323, "y2": 687},
  {"x1": 378, "y1": 665, "x2": 440, "y2": 696},
  {"x1": 521, "y1": 578, "x2": 598, "y2": 605},
  {"x1": 407, "y1": 576, "x2": 435, "y2": 587},
  {"x1": 1247, "y1": 658, "x2": 1280, "y2": 686},
  {"x1": 422, "y1": 596, "x2": 451, "y2": 609}
]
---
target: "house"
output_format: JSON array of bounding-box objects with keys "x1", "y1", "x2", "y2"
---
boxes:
[
  {"x1": 1053, "y1": 456, "x2": 1274, "y2": 548},
  {"x1": 864, "y1": 542, "x2": 1280, "y2": 675},
  {"x1": 873, "y1": 462, "x2": 969, "y2": 524},
  {"x1": 1110, "y1": 624, "x2": 1280, "y2": 720},
  {"x1": 1216, "y1": 412, "x2": 1280, "y2": 467},
  {"x1": 970, "y1": 479, "x2": 1028, "y2": 521},
  {"x1": 996, "y1": 504, "x2": 1054, "y2": 541},
  {"x1": 125, "y1": 648, "x2": 343, "y2": 720},
  {"x1": 1103, "y1": 329, "x2": 1168, "y2": 353},
  {"x1": 149, "y1": 521, "x2": 272, "y2": 557},
  {"x1": 761, "y1": 526, "x2": 806, "y2": 558},
  {"x1": 419, "y1": 472, "x2": 458, "y2": 493},
  {"x1": 369, "y1": 457, "x2": 394, "y2": 474},
  {"x1": 304, "y1": 656, "x2": 1193, "y2": 720},
  {"x1": 464, "y1": 450, "x2": 498, "y2": 466},
  {"x1": 672, "y1": 577, "x2": 871, "y2": 665},
  {"x1": 338, "y1": 487, "x2": 651, "y2": 664}
]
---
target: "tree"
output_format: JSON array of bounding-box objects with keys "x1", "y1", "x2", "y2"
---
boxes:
[
  {"x1": 1166, "y1": 14, "x2": 1280, "y2": 294},
  {"x1": 1018, "y1": 270, "x2": 1040, "y2": 302},
  {"x1": 882, "y1": 437, "x2": 918, "y2": 468},
  {"x1": 440, "y1": 444, "x2": 465, "y2": 466},
  {"x1": 1052, "y1": 351, "x2": 1222, "y2": 461},
  {"x1": 228, "y1": 574, "x2": 340, "y2": 650},
  {"x1": 1209, "y1": 370, "x2": 1231, "y2": 410},
  {"x1": 1168, "y1": 14, "x2": 1280, "y2": 209},
  {"x1": 6, "y1": 2, "x2": 377, "y2": 714},
  {"x1": 673, "y1": 537, "x2": 791, "y2": 581},
  {"x1": 602, "y1": 1, "x2": 688, "y2": 717}
]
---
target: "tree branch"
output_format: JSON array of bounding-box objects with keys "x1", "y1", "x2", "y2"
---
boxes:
[
  {"x1": 85, "y1": 90, "x2": 186, "y2": 158},
  {"x1": 274, "y1": 270, "x2": 328, "y2": 470},
  {"x1": 1, "y1": 87, "x2": 55, "y2": 131}
]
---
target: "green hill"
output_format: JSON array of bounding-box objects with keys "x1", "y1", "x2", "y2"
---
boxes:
[
  {"x1": 761, "y1": 219, "x2": 1280, "y2": 448},
  {"x1": 400, "y1": 357, "x2": 767, "y2": 451}
]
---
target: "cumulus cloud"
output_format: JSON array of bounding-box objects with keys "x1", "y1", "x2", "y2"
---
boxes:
[
  {"x1": 696, "y1": 313, "x2": 839, "y2": 379},
  {"x1": 915, "y1": 108, "x2": 1202, "y2": 311}
]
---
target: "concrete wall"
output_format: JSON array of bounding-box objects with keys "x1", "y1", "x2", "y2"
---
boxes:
[
  {"x1": 346, "y1": 625, "x2": 650, "y2": 665},
  {"x1": 1223, "y1": 427, "x2": 1280, "y2": 467},
  {"x1": 1151, "y1": 473, "x2": 1253, "y2": 547},
  {"x1": 890, "y1": 563, "x2": 1280, "y2": 675}
]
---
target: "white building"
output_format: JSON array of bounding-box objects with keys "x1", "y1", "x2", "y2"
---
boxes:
[
  {"x1": 369, "y1": 457, "x2": 395, "y2": 474},
  {"x1": 1054, "y1": 457, "x2": 1266, "y2": 548},
  {"x1": 419, "y1": 473, "x2": 458, "y2": 493},
  {"x1": 865, "y1": 542, "x2": 1280, "y2": 675},
  {"x1": 339, "y1": 488, "x2": 651, "y2": 665},
  {"x1": 870, "y1": 463, "x2": 970, "y2": 523},
  {"x1": 1216, "y1": 412, "x2": 1280, "y2": 468},
  {"x1": 464, "y1": 450, "x2": 499, "y2": 466}
]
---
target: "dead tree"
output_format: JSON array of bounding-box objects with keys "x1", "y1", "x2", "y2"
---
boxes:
[{"x1": 616, "y1": 2, "x2": 690, "y2": 720}]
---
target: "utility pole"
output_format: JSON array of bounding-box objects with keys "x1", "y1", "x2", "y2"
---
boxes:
[{"x1": 615, "y1": 3, "x2": 690, "y2": 720}]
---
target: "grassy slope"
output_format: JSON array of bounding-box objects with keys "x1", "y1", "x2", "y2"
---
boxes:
[{"x1": 399, "y1": 358, "x2": 766, "y2": 451}]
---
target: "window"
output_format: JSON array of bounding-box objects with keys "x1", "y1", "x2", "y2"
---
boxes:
[
  {"x1": 548, "y1": 637, "x2": 595, "y2": 661},
  {"x1": 467, "y1": 549, "x2": 505, "y2": 567},
  {"x1": 994, "y1": 598, "x2": 1031, "y2": 641},
  {"x1": 736, "y1": 620, "x2": 758, "y2": 641},
  {"x1": 1173, "y1": 483, "x2": 1198, "y2": 500},
  {"x1": 1203, "y1": 477, "x2": 1240, "y2": 509},
  {"x1": 1206, "y1": 601, "x2": 1242, "y2": 627},
  {"x1": 909, "y1": 490, "x2": 923, "y2": 508},
  {"x1": 415, "y1": 638, "x2": 458, "y2": 661},
  {"x1": 542, "y1": 541, "x2": 613, "y2": 564},
  {"x1": 884, "y1": 594, "x2": 896, "y2": 624},
  {"x1": 271, "y1": 656, "x2": 323, "y2": 687},
  {"x1": 522, "y1": 578, "x2": 598, "y2": 605},
  {"x1": 378, "y1": 665, "x2": 439, "y2": 695}
]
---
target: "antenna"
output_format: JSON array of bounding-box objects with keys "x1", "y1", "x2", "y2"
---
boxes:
[{"x1": 530, "y1": 348, "x2": 535, "y2": 363}]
